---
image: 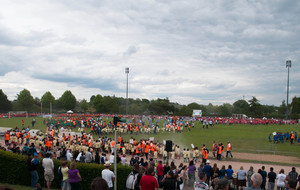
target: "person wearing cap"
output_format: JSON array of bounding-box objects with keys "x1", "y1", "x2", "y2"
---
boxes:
[
  {"x1": 203, "y1": 160, "x2": 212, "y2": 185},
  {"x1": 102, "y1": 161, "x2": 115, "y2": 190}
]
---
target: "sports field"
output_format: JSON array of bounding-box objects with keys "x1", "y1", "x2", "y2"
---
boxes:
[{"x1": 0, "y1": 117, "x2": 299, "y2": 160}]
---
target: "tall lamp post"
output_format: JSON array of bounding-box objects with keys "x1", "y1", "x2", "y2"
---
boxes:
[
  {"x1": 286, "y1": 60, "x2": 291, "y2": 120},
  {"x1": 125, "y1": 67, "x2": 129, "y2": 115}
]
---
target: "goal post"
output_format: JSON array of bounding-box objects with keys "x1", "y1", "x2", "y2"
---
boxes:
[{"x1": 8, "y1": 111, "x2": 28, "y2": 119}]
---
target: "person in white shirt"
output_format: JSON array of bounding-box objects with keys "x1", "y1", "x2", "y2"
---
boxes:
[
  {"x1": 66, "y1": 149, "x2": 73, "y2": 162},
  {"x1": 42, "y1": 153, "x2": 54, "y2": 190},
  {"x1": 102, "y1": 161, "x2": 115, "y2": 190},
  {"x1": 121, "y1": 154, "x2": 127, "y2": 166},
  {"x1": 276, "y1": 169, "x2": 286, "y2": 190},
  {"x1": 109, "y1": 153, "x2": 115, "y2": 164}
]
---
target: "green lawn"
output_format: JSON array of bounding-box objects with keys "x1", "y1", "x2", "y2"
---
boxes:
[
  {"x1": 0, "y1": 183, "x2": 59, "y2": 190},
  {"x1": 1, "y1": 117, "x2": 299, "y2": 158}
]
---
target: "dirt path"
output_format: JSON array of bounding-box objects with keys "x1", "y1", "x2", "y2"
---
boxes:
[{"x1": 231, "y1": 152, "x2": 300, "y2": 164}]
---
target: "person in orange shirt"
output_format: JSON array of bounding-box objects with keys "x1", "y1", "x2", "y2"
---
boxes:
[
  {"x1": 226, "y1": 141, "x2": 233, "y2": 158},
  {"x1": 217, "y1": 144, "x2": 222, "y2": 160},
  {"x1": 290, "y1": 132, "x2": 295, "y2": 144},
  {"x1": 212, "y1": 141, "x2": 217, "y2": 158},
  {"x1": 5, "y1": 131, "x2": 10, "y2": 146},
  {"x1": 144, "y1": 143, "x2": 150, "y2": 160}
]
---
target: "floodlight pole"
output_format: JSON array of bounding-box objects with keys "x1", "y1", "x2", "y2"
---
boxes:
[
  {"x1": 114, "y1": 125, "x2": 117, "y2": 190},
  {"x1": 286, "y1": 60, "x2": 291, "y2": 120},
  {"x1": 125, "y1": 67, "x2": 129, "y2": 115}
]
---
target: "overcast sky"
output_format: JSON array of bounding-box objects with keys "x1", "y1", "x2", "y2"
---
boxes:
[{"x1": 0, "y1": 0, "x2": 299, "y2": 106}]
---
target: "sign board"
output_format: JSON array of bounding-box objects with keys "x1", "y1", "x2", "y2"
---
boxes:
[
  {"x1": 163, "y1": 140, "x2": 166, "y2": 145},
  {"x1": 191, "y1": 144, "x2": 195, "y2": 148},
  {"x1": 192, "y1": 110, "x2": 202, "y2": 117},
  {"x1": 129, "y1": 139, "x2": 134, "y2": 144},
  {"x1": 149, "y1": 137, "x2": 154, "y2": 141}
]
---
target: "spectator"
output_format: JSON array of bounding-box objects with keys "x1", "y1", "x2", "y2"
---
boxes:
[
  {"x1": 159, "y1": 170, "x2": 182, "y2": 190},
  {"x1": 126, "y1": 163, "x2": 142, "y2": 190},
  {"x1": 288, "y1": 167, "x2": 298, "y2": 187},
  {"x1": 30, "y1": 153, "x2": 40, "y2": 188},
  {"x1": 203, "y1": 160, "x2": 212, "y2": 185},
  {"x1": 261, "y1": 166, "x2": 267, "y2": 190},
  {"x1": 237, "y1": 166, "x2": 246, "y2": 190},
  {"x1": 188, "y1": 160, "x2": 197, "y2": 186},
  {"x1": 276, "y1": 169, "x2": 286, "y2": 190},
  {"x1": 163, "y1": 162, "x2": 170, "y2": 176},
  {"x1": 219, "y1": 165, "x2": 226, "y2": 179},
  {"x1": 91, "y1": 177, "x2": 109, "y2": 190},
  {"x1": 245, "y1": 173, "x2": 263, "y2": 190},
  {"x1": 42, "y1": 152, "x2": 54, "y2": 190},
  {"x1": 121, "y1": 154, "x2": 127, "y2": 166},
  {"x1": 85, "y1": 149, "x2": 93, "y2": 163},
  {"x1": 198, "y1": 163, "x2": 204, "y2": 179},
  {"x1": 226, "y1": 165, "x2": 234, "y2": 185},
  {"x1": 267, "y1": 167, "x2": 276, "y2": 190},
  {"x1": 217, "y1": 178, "x2": 230, "y2": 190},
  {"x1": 286, "y1": 178, "x2": 297, "y2": 190},
  {"x1": 94, "y1": 151, "x2": 100, "y2": 164},
  {"x1": 68, "y1": 162, "x2": 82, "y2": 190},
  {"x1": 61, "y1": 161, "x2": 70, "y2": 190},
  {"x1": 102, "y1": 161, "x2": 115, "y2": 190},
  {"x1": 156, "y1": 161, "x2": 164, "y2": 184},
  {"x1": 139, "y1": 167, "x2": 159, "y2": 190},
  {"x1": 179, "y1": 165, "x2": 187, "y2": 190},
  {"x1": 247, "y1": 166, "x2": 254, "y2": 187},
  {"x1": 194, "y1": 172, "x2": 209, "y2": 190}
]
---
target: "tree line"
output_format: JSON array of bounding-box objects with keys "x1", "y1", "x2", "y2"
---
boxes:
[{"x1": 0, "y1": 89, "x2": 299, "y2": 119}]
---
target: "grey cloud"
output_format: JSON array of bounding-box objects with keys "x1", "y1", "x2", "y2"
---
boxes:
[
  {"x1": 34, "y1": 74, "x2": 120, "y2": 92},
  {"x1": 123, "y1": 45, "x2": 138, "y2": 57}
]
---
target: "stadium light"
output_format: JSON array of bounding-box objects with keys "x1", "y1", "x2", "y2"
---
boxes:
[
  {"x1": 286, "y1": 60, "x2": 291, "y2": 120},
  {"x1": 125, "y1": 67, "x2": 129, "y2": 115}
]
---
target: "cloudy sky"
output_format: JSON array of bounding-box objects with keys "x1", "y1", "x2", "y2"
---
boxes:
[{"x1": 0, "y1": 0, "x2": 299, "y2": 106}]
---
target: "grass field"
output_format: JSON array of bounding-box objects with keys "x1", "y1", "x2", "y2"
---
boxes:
[{"x1": 1, "y1": 117, "x2": 300, "y2": 158}]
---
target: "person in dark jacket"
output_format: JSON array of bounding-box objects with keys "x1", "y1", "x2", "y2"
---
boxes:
[{"x1": 159, "y1": 170, "x2": 182, "y2": 190}]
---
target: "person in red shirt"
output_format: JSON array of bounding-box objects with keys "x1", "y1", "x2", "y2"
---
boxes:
[
  {"x1": 139, "y1": 167, "x2": 159, "y2": 190},
  {"x1": 156, "y1": 160, "x2": 164, "y2": 184}
]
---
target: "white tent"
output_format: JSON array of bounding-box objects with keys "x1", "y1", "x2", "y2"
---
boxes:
[{"x1": 67, "y1": 110, "x2": 73, "y2": 114}]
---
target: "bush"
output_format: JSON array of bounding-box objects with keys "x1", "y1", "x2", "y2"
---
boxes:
[{"x1": 0, "y1": 150, "x2": 131, "y2": 190}]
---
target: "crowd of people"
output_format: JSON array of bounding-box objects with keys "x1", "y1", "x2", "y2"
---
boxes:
[
  {"x1": 0, "y1": 115, "x2": 300, "y2": 190},
  {"x1": 269, "y1": 132, "x2": 300, "y2": 144}
]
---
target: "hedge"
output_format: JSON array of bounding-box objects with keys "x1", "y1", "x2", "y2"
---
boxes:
[{"x1": 0, "y1": 150, "x2": 131, "y2": 190}]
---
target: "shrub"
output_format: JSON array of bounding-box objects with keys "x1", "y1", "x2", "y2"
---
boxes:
[{"x1": 0, "y1": 150, "x2": 131, "y2": 190}]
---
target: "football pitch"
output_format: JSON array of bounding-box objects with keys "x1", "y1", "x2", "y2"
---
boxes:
[{"x1": 0, "y1": 117, "x2": 299, "y2": 159}]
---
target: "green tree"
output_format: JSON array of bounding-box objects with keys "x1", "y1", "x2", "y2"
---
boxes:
[
  {"x1": 291, "y1": 96, "x2": 300, "y2": 119},
  {"x1": 17, "y1": 89, "x2": 34, "y2": 110},
  {"x1": 80, "y1": 99, "x2": 89, "y2": 112},
  {"x1": 0, "y1": 89, "x2": 11, "y2": 112},
  {"x1": 217, "y1": 103, "x2": 233, "y2": 117},
  {"x1": 278, "y1": 100, "x2": 286, "y2": 118},
  {"x1": 92, "y1": 94, "x2": 103, "y2": 113},
  {"x1": 248, "y1": 96, "x2": 262, "y2": 118},
  {"x1": 58, "y1": 90, "x2": 76, "y2": 111},
  {"x1": 41, "y1": 91, "x2": 55, "y2": 109},
  {"x1": 233, "y1": 99, "x2": 249, "y2": 115}
]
